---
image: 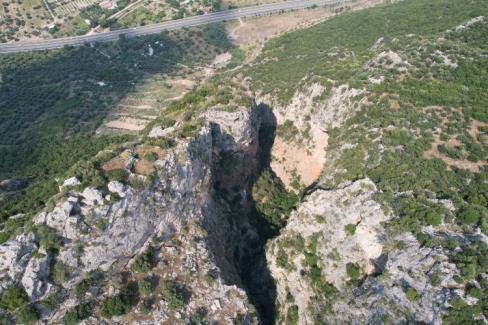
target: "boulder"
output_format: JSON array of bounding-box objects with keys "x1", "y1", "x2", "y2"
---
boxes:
[
  {"x1": 148, "y1": 126, "x2": 175, "y2": 138},
  {"x1": 81, "y1": 187, "x2": 104, "y2": 206},
  {"x1": 59, "y1": 177, "x2": 81, "y2": 191},
  {"x1": 107, "y1": 181, "x2": 126, "y2": 197}
]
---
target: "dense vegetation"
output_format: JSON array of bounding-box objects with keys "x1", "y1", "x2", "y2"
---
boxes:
[
  {"x1": 0, "y1": 25, "x2": 230, "y2": 237},
  {"x1": 246, "y1": 0, "x2": 488, "y2": 103},
  {"x1": 252, "y1": 169, "x2": 298, "y2": 232},
  {"x1": 0, "y1": 286, "x2": 39, "y2": 324},
  {"x1": 244, "y1": 0, "x2": 488, "y2": 322}
]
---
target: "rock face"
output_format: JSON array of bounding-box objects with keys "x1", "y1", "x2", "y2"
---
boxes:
[
  {"x1": 0, "y1": 106, "x2": 261, "y2": 324},
  {"x1": 259, "y1": 82, "x2": 367, "y2": 190},
  {"x1": 35, "y1": 197, "x2": 85, "y2": 240},
  {"x1": 270, "y1": 179, "x2": 391, "y2": 289},
  {"x1": 21, "y1": 253, "x2": 52, "y2": 302},
  {"x1": 267, "y1": 179, "x2": 462, "y2": 324},
  {"x1": 107, "y1": 181, "x2": 125, "y2": 197},
  {"x1": 81, "y1": 187, "x2": 104, "y2": 206},
  {"x1": 0, "y1": 233, "x2": 37, "y2": 294}
]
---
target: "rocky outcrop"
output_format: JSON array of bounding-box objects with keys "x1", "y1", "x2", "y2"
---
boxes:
[
  {"x1": 267, "y1": 178, "x2": 462, "y2": 324},
  {"x1": 35, "y1": 197, "x2": 85, "y2": 240},
  {"x1": 0, "y1": 233, "x2": 37, "y2": 295},
  {"x1": 81, "y1": 187, "x2": 104, "y2": 206},
  {"x1": 0, "y1": 105, "x2": 262, "y2": 324},
  {"x1": 21, "y1": 253, "x2": 52, "y2": 302},
  {"x1": 267, "y1": 179, "x2": 391, "y2": 323}
]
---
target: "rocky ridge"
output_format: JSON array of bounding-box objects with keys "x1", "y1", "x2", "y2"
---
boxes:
[{"x1": 0, "y1": 104, "x2": 266, "y2": 324}]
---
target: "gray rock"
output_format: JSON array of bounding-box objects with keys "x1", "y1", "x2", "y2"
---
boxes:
[
  {"x1": 81, "y1": 187, "x2": 104, "y2": 206},
  {"x1": 36, "y1": 197, "x2": 84, "y2": 240},
  {"x1": 0, "y1": 233, "x2": 37, "y2": 281},
  {"x1": 21, "y1": 253, "x2": 52, "y2": 301},
  {"x1": 60, "y1": 177, "x2": 81, "y2": 189},
  {"x1": 107, "y1": 181, "x2": 126, "y2": 197},
  {"x1": 148, "y1": 125, "x2": 176, "y2": 138}
]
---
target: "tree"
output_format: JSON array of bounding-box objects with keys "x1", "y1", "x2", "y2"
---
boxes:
[{"x1": 458, "y1": 205, "x2": 481, "y2": 225}]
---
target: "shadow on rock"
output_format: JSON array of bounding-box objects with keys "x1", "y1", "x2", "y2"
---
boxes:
[{"x1": 203, "y1": 102, "x2": 279, "y2": 324}]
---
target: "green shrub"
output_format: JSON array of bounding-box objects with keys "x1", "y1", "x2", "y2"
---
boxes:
[
  {"x1": 105, "y1": 168, "x2": 126, "y2": 183},
  {"x1": 443, "y1": 297, "x2": 484, "y2": 324},
  {"x1": 70, "y1": 160, "x2": 107, "y2": 188},
  {"x1": 406, "y1": 287, "x2": 420, "y2": 302},
  {"x1": 100, "y1": 286, "x2": 136, "y2": 319},
  {"x1": 131, "y1": 247, "x2": 155, "y2": 273},
  {"x1": 425, "y1": 211, "x2": 443, "y2": 226},
  {"x1": 75, "y1": 271, "x2": 105, "y2": 299},
  {"x1": 202, "y1": 23, "x2": 232, "y2": 51},
  {"x1": 314, "y1": 215, "x2": 326, "y2": 224},
  {"x1": 190, "y1": 307, "x2": 207, "y2": 325},
  {"x1": 344, "y1": 224, "x2": 357, "y2": 235},
  {"x1": 39, "y1": 291, "x2": 62, "y2": 311},
  {"x1": 457, "y1": 205, "x2": 482, "y2": 225},
  {"x1": 276, "y1": 120, "x2": 300, "y2": 142},
  {"x1": 304, "y1": 236, "x2": 337, "y2": 297},
  {"x1": 467, "y1": 286, "x2": 482, "y2": 299},
  {"x1": 36, "y1": 224, "x2": 62, "y2": 252},
  {"x1": 110, "y1": 192, "x2": 122, "y2": 204},
  {"x1": 139, "y1": 299, "x2": 152, "y2": 314},
  {"x1": 146, "y1": 137, "x2": 176, "y2": 149},
  {"x1": 252, "y1": 169, "x2": 298, "y2": 233},
  {"x1": 158, "y1": 117, "x2": 176, "y2": 129},
  {"x1": 0, "y1": 230, "x2": 13, "y2": 244},
  {"x1": 141, "y1": 151, "x2": 158, "y2": 162},
  {"x1": 160, "y1": 280, "x2": 189, "y2": 310},
  {"x1": 0, "y1": 286, "x2": 29, "y2": 310},
  {"x1": 429, "y1": 272, "x2": 441, "y2": 286},
  {"x1": 228, "y1": 47, "x2": 246, "y2": 69},
  {"x1": 16, "y1": 303, "x2": 39, "y2": 325},
  {"x1": 138, "y1": 279, "x2": 152, "y2": 296},
  {"x1": 276, "y1": 249, "x2": 294, "y2": 271},
  {"x1": 286, "y1": 305, "x2": 299, "y2": 325},
  {"x1": 63, "y1": 302, "x2": 91, "y2": 325},
  {"x1": 97, "y1": 151, "x2": 115, "y2": 163},
  {"x1": 346, "y1": 263, "x2": 361, "y2": 281},
  {"x1": 51, "y1": 260, "x2": 71, "y2": 285}
]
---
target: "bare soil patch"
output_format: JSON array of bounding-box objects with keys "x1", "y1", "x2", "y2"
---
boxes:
[
  {"x1": 134, "y1": 160, "x2": 155, "y2": 175},
  {"x1": 102, "y1": 157, "x2": 126, "y2": 171},
  {"x1": 470, "y1": 120, "x2": 487, "y2": 143},
  {"x1": 105, "y1": 116, "x2": 151, "y2": 131},
  {"x1": 271, "y1": 126, "x2": 328, "y2": 191}
]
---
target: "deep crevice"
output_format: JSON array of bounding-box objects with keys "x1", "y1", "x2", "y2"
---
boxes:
[{"x1": 206, "y1": 103, "x2": 282, "y2": 324}]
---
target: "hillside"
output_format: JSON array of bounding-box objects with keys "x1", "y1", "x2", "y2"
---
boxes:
[{"x1": 1, "y1": 0, "x2": 488, "y2": 324}]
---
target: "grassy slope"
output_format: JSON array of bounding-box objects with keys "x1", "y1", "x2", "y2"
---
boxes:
[
  {"x1": 247, "y1": 0, "x2": 488, "y2": 102},
  {"x1": 243, "y1": 0, "x2": 488, "y2": 322}
]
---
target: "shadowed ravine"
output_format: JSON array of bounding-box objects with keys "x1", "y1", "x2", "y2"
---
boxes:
[{"x1": 207, "y1": 103, "x2": 282, "y2": 324}]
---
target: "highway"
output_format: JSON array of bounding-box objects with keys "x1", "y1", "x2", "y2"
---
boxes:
[{"x1": 0, "y1": 0, "x2": 344, "y2": 54}]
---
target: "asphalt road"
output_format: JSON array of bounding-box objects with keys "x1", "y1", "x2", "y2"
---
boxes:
[{"x1": 0, "y1": 0, "x2": 343, "y2": 54}]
